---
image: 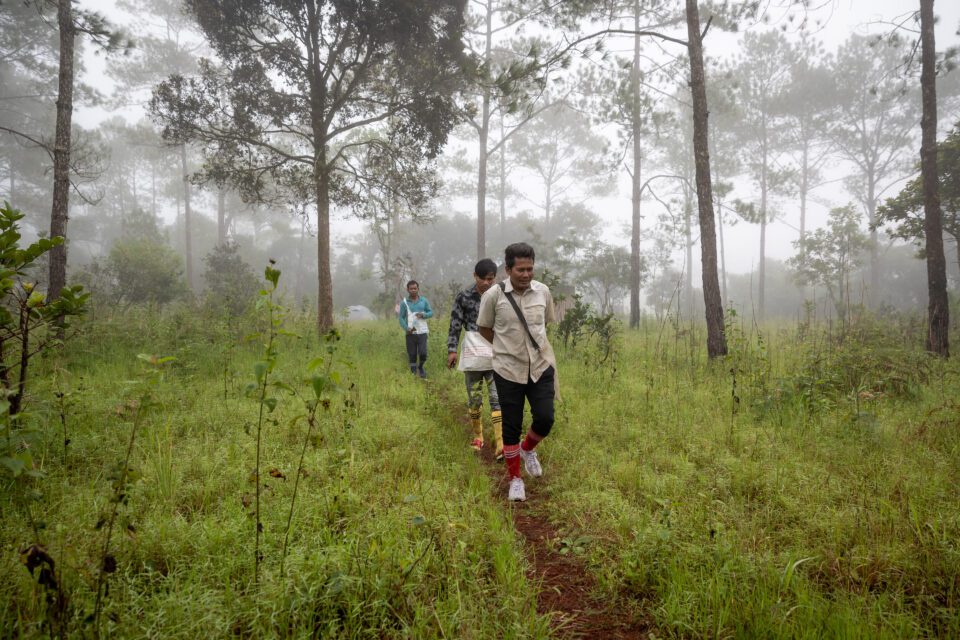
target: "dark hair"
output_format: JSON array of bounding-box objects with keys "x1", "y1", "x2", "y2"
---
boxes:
[
  {"x1": 406, "y1": 280, "x2": 419, "y2": 288},
  {"x1": 474, "y1": 258, "x2": 497, "y2": 278},
  {"x1": 504, "y1": 242, "x2": 535, "y2": 269}
]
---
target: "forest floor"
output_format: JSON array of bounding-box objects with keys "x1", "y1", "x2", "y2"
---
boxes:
[
  {"x1": 443, "y1": 387, "x2": 652, "y2": 639},
  {"x1": 3, "y1": 309, "x2": 960, "y2": 638}
]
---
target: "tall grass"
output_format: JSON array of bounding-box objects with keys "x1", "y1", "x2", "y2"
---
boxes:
[
  {"x1": 1, "y1": 307, "x2": 549, "y2": 638},
  {"x1": 2, "y1": 303, "x2": 958, "y2": 637}
]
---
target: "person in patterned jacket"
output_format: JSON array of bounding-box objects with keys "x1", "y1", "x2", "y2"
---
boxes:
[{"x1": 447, "y1": 258, "x2": 503, "y2": 459}]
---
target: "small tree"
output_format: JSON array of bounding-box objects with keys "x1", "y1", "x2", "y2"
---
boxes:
[
  {"x1": 788, "y1": 205, "x2": 868, "y2": 322},
  {"x1": 202, "y1": 242, "x2": 258, "y2": 316},
  {"x1": 107, "y1": 238, "x2": 184, "y2": 306},
  {"x1": 0, "y1": 203, "x2": 88, "y2": 478}
]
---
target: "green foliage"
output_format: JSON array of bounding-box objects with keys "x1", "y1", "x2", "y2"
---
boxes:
[
  {"x1": 555, "y1": 293, "x2": 621, "y2": 369},
  {"x1": 784, "y1": 315, "x2": 932, "y2": 412},
  {"x1": 788, "y1": 204, "x2": 869, "y2": 320},
  {"x1": 107, "y1": 236, "x2": 185, "y2": 306},
  {"x1": 202, "y1": 242, "x2": 258, "y2": 316},
  {"x1": 877, "y1": 120, "x2": 960, "y2": 250},
  {"x1": 0, "y1": 203, "x2": 89, "y2": 479}
]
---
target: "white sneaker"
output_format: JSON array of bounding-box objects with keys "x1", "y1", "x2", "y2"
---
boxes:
[
  {"x1": 508, "y1": 477, "x2": 526, "y2": 502},
  {"x1": 519, "y1": 447, "x2": 542, "y2": 477}
]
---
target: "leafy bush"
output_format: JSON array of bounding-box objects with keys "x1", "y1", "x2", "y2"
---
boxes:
[
  {"x1": 107, "y1": 237, "x2": 184, "y2": 306},
  {"x1": 202, "y1": 242, "x2": 258, "y2": 316},
  {"x1": 785, "y1": 315, "x2": 931, "y2": 411}
]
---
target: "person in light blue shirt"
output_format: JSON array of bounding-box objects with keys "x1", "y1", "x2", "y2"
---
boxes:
[{"x1": 398, "y1": 280, "x2": 433, "y2": 378}]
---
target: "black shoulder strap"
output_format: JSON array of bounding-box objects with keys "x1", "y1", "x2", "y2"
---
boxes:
[{"x1": 499, "y1": 282, "x2": 541, "y2": 352}]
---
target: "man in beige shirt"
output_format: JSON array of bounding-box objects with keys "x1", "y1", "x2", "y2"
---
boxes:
[{"x1": 477, "y1": 242, "x2": 557, "y2": 502}]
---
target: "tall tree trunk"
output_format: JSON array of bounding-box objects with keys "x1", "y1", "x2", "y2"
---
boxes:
[
  {"x1": 476, "y1": 0, "x2": 493, "y2": 261},
  {"x1": 758, "y1": 131, "x2": 768, "y2": 322},
  {"x1": 151, "y1": 161, "x2": 157, "y2": 217},
  {"x1": 799, "y1": 141, "x2": 809, "y2": 244},
  {"x1": 684, "y1": 190, "x2": 693, "y2": 316},
  {"x1": 718, "y1": 205, "x2": 727, "y2": 307},
  {"x1": 49, "y1": 0, "x2": 75, "y2": 302},
  {"x1": 544, "y1": 182, "x2": 552, "y2": 225},
  {"x1": 500, "y1": 129, "x2": 508, "y2": 228},
  {"x1": 217, "y1": 187, "x2": 226, "y2": 245},
  {"x1": 296, "y1": 214, "x2": 306, "y2": 302},
  {"x1": 685, "y1": 0, "x2": 727, "y2": 358},
  {"x1": 316, "y1": 151, "x2": 333, "y2": 333},
  {"x1": 920, "y1": 0, "x2": 949, "y2": 356},
  {"x1": 629, "y1": 0, "x2": 643, "y2": 330},
  {"x1": 867, "y1": 173, "x2": 878, "y2": 306},
  {"x1": 180, "y1": 143, "x2": 193, "y2": 290}
]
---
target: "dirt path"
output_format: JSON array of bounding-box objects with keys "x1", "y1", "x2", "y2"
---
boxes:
[{"x1": 442, "y1": 387, "x2": 651, "y2": 638}]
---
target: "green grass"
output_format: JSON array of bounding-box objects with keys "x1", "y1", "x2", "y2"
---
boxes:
[
  {"x1": 2, "y1": 304, "x2": 959, "y2": 638},
  {"x1": 1, "y1": 308, "x2": 549, "y2": 638}
]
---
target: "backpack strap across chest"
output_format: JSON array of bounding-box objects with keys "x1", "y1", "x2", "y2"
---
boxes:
[{"x1": 499, "y1": 281, "x2": 541, "y2": 352}]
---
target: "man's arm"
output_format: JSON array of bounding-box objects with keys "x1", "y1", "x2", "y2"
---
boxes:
[
  {"x1": 398, "y1": 301, "x2": 408, "y2": 332},
  {"x1": 421, "y1": 298, "x2": 434, "y2": 319},
  {"x1": 476, "y1": 287, "x2": 496, "y2": 344},
  {"x1": 447, "y1": 293, "x2": 463, "y2": 368}
]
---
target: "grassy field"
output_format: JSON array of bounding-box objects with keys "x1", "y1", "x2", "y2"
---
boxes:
[{"x1": 2, "y1": 302, "x2": 959, "y2": 638}]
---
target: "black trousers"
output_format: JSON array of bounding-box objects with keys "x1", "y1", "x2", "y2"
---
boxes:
[
  {"x1": 493, "y1": 366, "x2": 555, "y2": 446},
  {"x1": 405, "y1": 333, "x2": 428, "y2": 367}
]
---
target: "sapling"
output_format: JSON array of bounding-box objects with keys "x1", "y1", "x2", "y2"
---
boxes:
[
  {"x1": 246, "y1": 262, "x2": 283, "y2": 588},
  {"x1": 280, "y1": 328, "x2": 344, "y2": 578},
  {"x1": 0, "y1": 203, "x2": 88, "y2": 478}
]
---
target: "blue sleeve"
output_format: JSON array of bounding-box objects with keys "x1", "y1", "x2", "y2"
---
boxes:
[
  {"x1": 421, "y1": 298, "x2": 433, "y2": 319},
  {"x1": 398, "y1": 301, "x2": 408, "y2": 331}
]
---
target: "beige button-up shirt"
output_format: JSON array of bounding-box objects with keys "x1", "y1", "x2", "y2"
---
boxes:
[{"x1": 476, "y1": 278, "x2": 556, "y2": 384}]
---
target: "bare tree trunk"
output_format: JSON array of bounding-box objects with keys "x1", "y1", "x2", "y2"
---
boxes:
[
  {"x1": 629, "y1": 0, "x2": 643, "y2": 329},
  {"x1": 180, "y1": 143, "x2": 193, "y2": 290},
  {"x1": 920, "y1": 0, "x2": 949, "y2": 356},
  {"x1": 685, "y1": 0, "x2": 727, "y2": 358},
  {"x1": 684, "y1": 190, "x2": 694, "y2": 316},
  {"x1": 758, "y1": 130, "x2": 768, "y2": 322},
  {"x1": 799, "y1": 142, "x2": 808, "y2": 244},
  {"x1": 867, "y1": 174, "x2": 878, "y2": 306},
  {"x1": 476, "y1": 0, "x2": 493, "y2": 261},
  {"x1": 49, "y1": 0, "x2": 75, "y2": 302},
  {"x1": 307, "y1": 4, "x2": 334, "y2": 334},
  {"x1": 316, "y1": 153, "x2": 333, "y2": 333},
  {"x1": 296, "y1": 214, "x2": 306, "y2": 302},
  {"x1": 718, "y1": 204, "x2": 727, "y2": 306},
  {"x1": 217, "y1": 187, "x2": 226, "y2": 245},
  {"x1": 500, "y1": 135, "x2": 508, "y2": 228}
]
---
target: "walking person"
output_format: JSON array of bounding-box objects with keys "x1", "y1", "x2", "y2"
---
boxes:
[
  {"x1": 399, "y1": 280, "x2": 433, "y2": 378},
  {"x1": 447, "y1": 259, "x2": 504, "y2": 459},
  {"x1": 477, "y1": 242, "x2": 557, "y2": 502}
]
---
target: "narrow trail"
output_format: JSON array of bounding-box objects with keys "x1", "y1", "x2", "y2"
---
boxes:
[{"x1": 438, "y1": 382, "x2": 651, "y2": 639}]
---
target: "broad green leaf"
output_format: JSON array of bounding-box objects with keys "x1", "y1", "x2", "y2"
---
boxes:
[
  {"x1": 0, "y1": 456, "x2": 26, "y2": 476},
  {"x1": 311, "y1": 376, "x2": 326, "y2": 398}
]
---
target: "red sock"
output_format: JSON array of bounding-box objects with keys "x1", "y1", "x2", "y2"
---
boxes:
[
  {"x1": 520, "y1": 430, "x2": 544, "y2": 452},
  {"x1": 502, "y1": 444, "x2": 521, "y2": 478}
]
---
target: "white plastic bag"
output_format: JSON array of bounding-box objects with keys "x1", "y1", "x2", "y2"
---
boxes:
[{"x1": 457, "y1": 330, "x2": 493, "y2": 371}]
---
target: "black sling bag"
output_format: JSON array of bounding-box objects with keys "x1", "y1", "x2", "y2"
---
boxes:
[{"x1": 499, "y1": 281, "x2": 541, "y2": 352}]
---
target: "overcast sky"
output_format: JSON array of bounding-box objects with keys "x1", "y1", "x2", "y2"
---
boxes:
[{"x1": 73, "y1": 0, "x2": 960, "y2": 276}]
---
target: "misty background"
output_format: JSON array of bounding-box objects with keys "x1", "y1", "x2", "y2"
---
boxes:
[{"x1": 2, "y1": 0, "x2": 959, "y2": 325}]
